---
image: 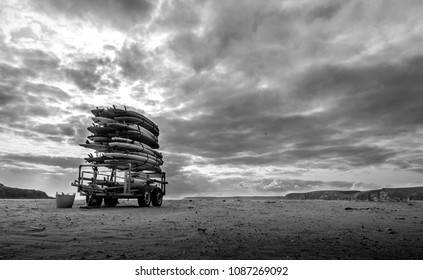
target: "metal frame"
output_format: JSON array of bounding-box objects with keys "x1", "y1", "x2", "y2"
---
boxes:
[{"x1": 71, "y1": 163, "x2": 167, "y2": 199}]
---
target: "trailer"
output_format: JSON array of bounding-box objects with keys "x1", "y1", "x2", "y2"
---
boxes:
[{"x1": 71, "y1": 163, "x2": 167, "y2": 207}]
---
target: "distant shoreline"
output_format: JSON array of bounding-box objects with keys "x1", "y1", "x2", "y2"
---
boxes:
[
  {"x1": 184, "y1": 186, "x2": 423, "y2": 202},
  {"x1": 2, "y1": 182, "x2": 423, "y2": 201}
]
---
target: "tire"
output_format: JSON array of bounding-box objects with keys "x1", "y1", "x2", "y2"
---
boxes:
[
  {"x1": 86, "y1": 196, "x2": 103, "y2": 207},
  {"x1": 104, "y1": 197, "x2": 118, "y2": 207},
  {"x1": 138, "y1": 189, "x2": 151, "y2": 207},
  {"x1": 151, "y1": 188, "x2": 163, "y2": 207}
]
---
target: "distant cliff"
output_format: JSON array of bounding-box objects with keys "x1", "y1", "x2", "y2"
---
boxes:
[
  {"x1": 355, "y1": 187, "x2": 423, "y2": 201},
  {"x1": 0, "y1": 183, "x2": 51, "y2": 199},
  {"x1": 285, "y1": 187, "x2": 423, "y2": 201},
  {"x1": 285, "y1": 190, "x2": 360, "y2": 200}
]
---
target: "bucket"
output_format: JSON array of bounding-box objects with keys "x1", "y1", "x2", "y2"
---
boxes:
[{"x1": 56, "y1": 192, "x2": 75, "y2": 208}]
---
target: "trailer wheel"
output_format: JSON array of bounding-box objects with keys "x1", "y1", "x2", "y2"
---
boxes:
[
  {"x1": 86, "y1": 196, "x2": 103, "y2": 207},
  {"x1": 104, "y1": 197, "x2": 118, "y2": 207},
  {"x1": 151, "y1": 188, "x2": 163, "y2": 207},
  {"x1": 138, "y1": 189, "x2": 151, "y2": 207}
]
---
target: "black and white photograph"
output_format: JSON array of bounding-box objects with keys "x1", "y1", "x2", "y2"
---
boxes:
[{"x1": 1, "y1": 0, "x2": 423, "y2": 268}]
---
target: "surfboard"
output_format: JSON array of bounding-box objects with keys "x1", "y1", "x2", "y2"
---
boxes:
[
  {"x1": 104, "y1": 153, "x2": 160, "y2": 166},
  {"x1": 106, "y1": 108, "x2": 159, "y2": 136},
  {"x1": 87, "y1": 135, "x2": 111, "y2": 142},
  {"x1": 103, "y1": 147, "x2": 163, "y2": 165},
  {"x1": 88, "y1": 131, "x2": 159, "y2": 150},
  {"x1": 110, "y1": 137, "x2": 162, "y2": 158},
  {"x1": 106, "y1": 123, "x2": 158, "y2": 142},
  {"x1": 108, "y1": 141, "x2": 161, "y2": 159},
  {"x1": 91, "y1": 108, "x2": 113, "y2": 118},
  {"x1": 82, "y1": 106, "x2": 164, "y2": 174},
  {"x1": 103, "y1": 159, "x2": 159, "y2": 168},
  {"x1": 91, "y1": 107, "x2": 160, "y2": 136},
  {"x1": 124, "y1": 151, "x2": 163, "y2": 165},
  {"x1": 114, "y1": 131, "x2": 159, "y2": 149},
  {"x1": 103, "y1": 160, "x2": 161, "y2": 172},
  {"x1": 92, "y1": 116, "x2": 116, "y2": 125},
  {"x1": 114, "y1": 115, "x2": 159, "y2": 137},
  {"x1": 98, "y1": 163, "x2": 157, "y2": 172},
  {"x1": 87, "y1": 125, "x2": 115, "y2": 136}
]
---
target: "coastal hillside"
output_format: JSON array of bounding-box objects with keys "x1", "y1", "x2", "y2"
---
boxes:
[
  {"x1": 183, "y1": 187, "x2": 423, "y2": 202},
  {"x1": 183, "y1": 196, "x2": 286, "y2": 200},
  {"x1": 286, "y1": 187, "x2": 423, "y2": 201},
  {"x1": 0, "y1": 183, "x2": 51, "y2": 199},
  {"x1": 285, "y1": 190, "x2": 360, "y2": 200}
]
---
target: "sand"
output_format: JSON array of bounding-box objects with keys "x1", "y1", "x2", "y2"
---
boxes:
[{"x1": 0, "y1": 198, "x2": 422, "y2": 260}]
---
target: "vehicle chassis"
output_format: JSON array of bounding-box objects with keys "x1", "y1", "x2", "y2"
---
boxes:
[{"x1": 71, "y1": 164, "x2": 167, "y2": 207}]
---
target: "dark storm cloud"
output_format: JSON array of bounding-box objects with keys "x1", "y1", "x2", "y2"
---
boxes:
[
  {"x1": 203, "y1": 144, "x2": 394, "y2": 170},
  {"x1": 35, "y1": 0, "x2": 154, "y2": 31},
  {"x1": 24, "y1": 83, "x2": 71, "y2": 101},
  {"x1": 65, "y1": 68, "x2": 99, "y2": 91},
  {"x1": 161, "y1": 115, "x2": 313, "y2": 165},
  {"x1": 1, "y1": 153, "x2": 83, "y2": 170},
  {"x1": 0, "y1": 45, "x2": 61, "y2": 73},
  {"x1": 32, "y1": 123, "x2": 76, "y2": 137},
  {"x1": 27, "y1": 106, "x2": 51, "y2": 118},
  {"x1": 164, "y1": 0, "x2": 344, "y2": 74},
  {"x1": 63, "y1": 115, "x2": 91, "y2": 145},
  {"x1": 149, "y1": 1, "x2": 423, "y2": 191},
  {"x1": 118, "y1": 42, "x2": 148, "y2": 80},
  {"x1": 0, "y1": 84, "x2": 23, "y2": 105},
  {"x1": 21, "y1": 49, "x2": 60, "y2": 70},
  {"x1": 388, "y1": 158, "x2": 423, "y2": 175},
  {"x1": 10, "y1": 26, "x2": 39, "y2": 42},
  {"x1": 168, "y1": 31, "x2": 217, "y2": 73},
  {"x1": 0, "y1": 63, "x2": 41, "y2": 125},
  {"x1": 152, "y1": 0, "x2": 201, "y2": 33},
  {"x1": 64, "y1": 58, "x2": 107, "y2": 91},
  {"x1": 2, "y1": 107, "x2": 77, "y2": 141},
  {"x1": 0, "y1": 62, "x2": 38, "y2": 81},
  {"x1": 283, "y1": 145, "x2": 395, "y2": 168},
  {"x1": 159, "y1": 84, "x2": 328, "y2": 156},
  {"x1": 295, "y1": 55, "x2": 423, "y2": 131},
  {"x1": 159, "y1": 48, "x2": 423, "y2": 173},
  {"x1": 206, "y1": 1, "x2": 265, "y2": 54},
  {"x1": 0, "y1": 83, "x2": 71, "y2": 138},
  {"x1": 65, "y1": 56, "x2": 123, "y2": 92},
  {"x1": 160, "y1": 98, "x2": 392, "y2": 169},
  {"x1": 0, "y1": 47, "x2": 67, "y2": 120},
  {"x1": 166, "y1": 0, "x2": 267, "y2": 73},
  {"x1": 306, "y1": 0, "x2": 343, "y2": 22}
]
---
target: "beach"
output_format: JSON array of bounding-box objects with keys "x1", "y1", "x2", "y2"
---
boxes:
[{"x1": 1, "y1": 198, "x2": 422, "y2": 260}]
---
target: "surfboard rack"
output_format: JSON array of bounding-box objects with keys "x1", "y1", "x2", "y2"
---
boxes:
[{"x1": 71, "y1": 163, "x2": 167, "y2": 207}]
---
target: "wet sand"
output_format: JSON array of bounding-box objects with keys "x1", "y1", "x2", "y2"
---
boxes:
[{"x1": 1, "y1": 198, "x2": 422, "y2": 259}]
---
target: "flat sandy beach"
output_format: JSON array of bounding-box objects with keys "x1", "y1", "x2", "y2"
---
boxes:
[{"x1": 1, "y1": 198, "x2": 422, "y2": 259}]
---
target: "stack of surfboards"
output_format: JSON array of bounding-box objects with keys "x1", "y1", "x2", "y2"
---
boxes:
[{"x1": 80, "y1": 106, "x2": 163, "y2": 173}]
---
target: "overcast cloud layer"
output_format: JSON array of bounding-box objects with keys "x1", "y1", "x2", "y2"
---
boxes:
[{"x1": 1, "y1": 0, "x2": 423, "y2": 197}]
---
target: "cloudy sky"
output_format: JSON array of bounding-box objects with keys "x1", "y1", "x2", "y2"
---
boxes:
[{"x1": 1, "y1": 0, "x2": 423, "y2": 198}]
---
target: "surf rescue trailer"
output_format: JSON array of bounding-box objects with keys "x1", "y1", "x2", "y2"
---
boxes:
[
  {"x1": 73, "y1": 106, "x2": 166, "y2": 207},
  {"x1": 71, "y1": 163, "x2": 167, "y2": 207}
]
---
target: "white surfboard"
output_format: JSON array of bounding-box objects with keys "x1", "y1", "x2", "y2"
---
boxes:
[
  {"x1": 108, "y1": 141, "x2": 159, "y2": 158},
  {"x1": 104, "y1": 153, "x2": 160, "y2": 166}
]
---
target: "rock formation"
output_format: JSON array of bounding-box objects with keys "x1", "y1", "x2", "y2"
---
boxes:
[
  {"x1": 285, "y1": 187, "x2": 423, "y2": 201},
  {"x1": 0, "y1": 183, "x2": 51, "y2": 199}
]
